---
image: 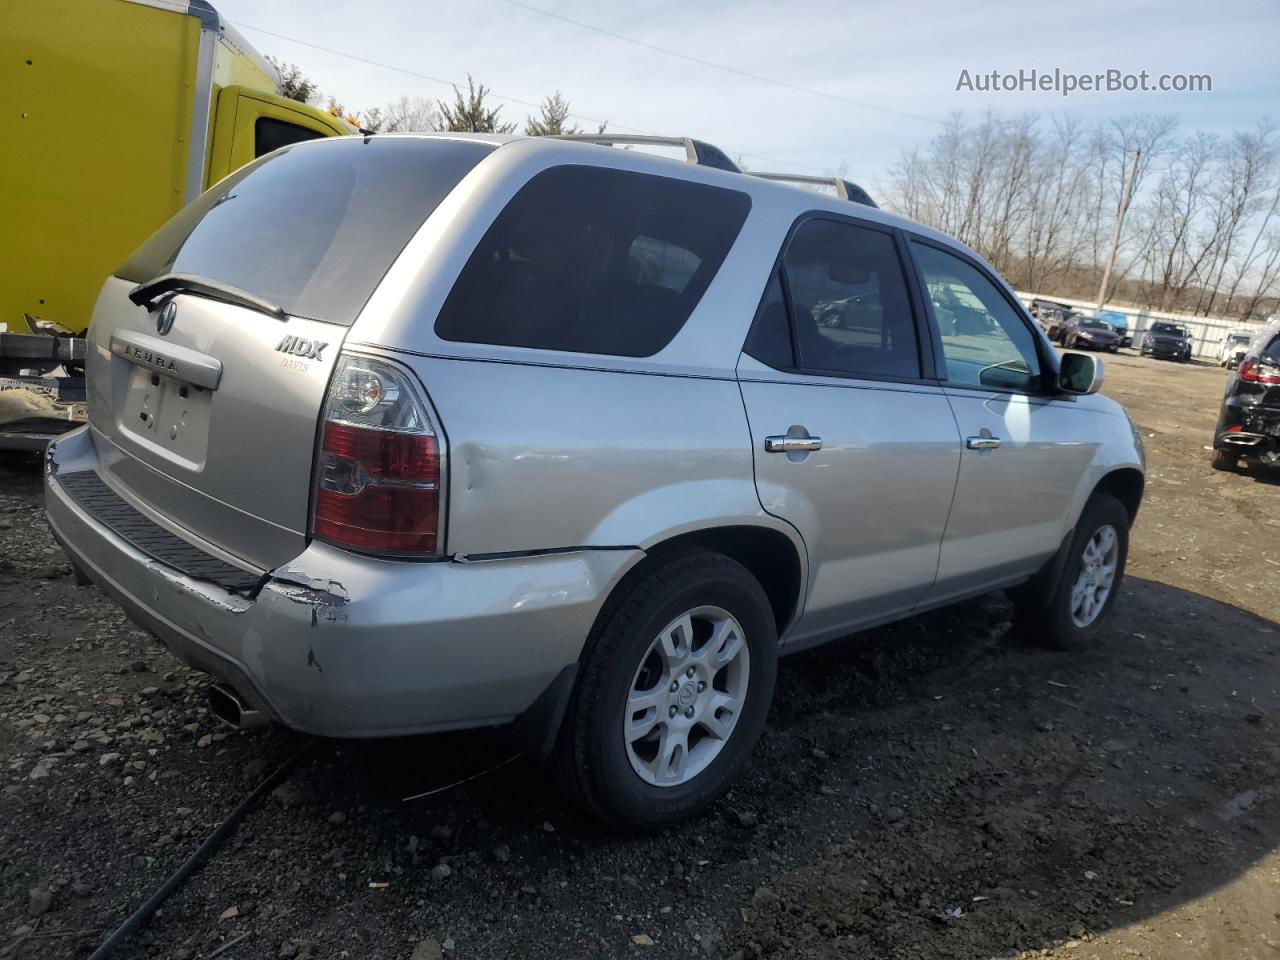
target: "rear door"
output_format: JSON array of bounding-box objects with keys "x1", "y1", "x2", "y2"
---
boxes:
[
  {"x1": 86, "y1": 137, "x2": 494, "y2": 570},
  {"x1": 907, "y1": 238, "x2": 1096, "y2": 602},
  {"x1": 737, "y1": 216, "x2": 961, "y2": 643}
]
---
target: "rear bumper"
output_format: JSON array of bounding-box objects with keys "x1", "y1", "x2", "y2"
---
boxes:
[{"x1": 45, "y1": 426, "x2": 638, "y2": 738}]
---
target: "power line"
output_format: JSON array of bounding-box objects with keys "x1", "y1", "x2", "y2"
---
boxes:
[
  {"x1": 494, "y1": 0, "x2": 939, "y2": 124},
  {"x1": 231, "y1": 20, "x2": 834, "y2": 174}
]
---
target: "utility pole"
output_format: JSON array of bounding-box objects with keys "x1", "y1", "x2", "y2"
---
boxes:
[{"x1": 1096, "y1": 147, "x2": 1140, "y2": 311}]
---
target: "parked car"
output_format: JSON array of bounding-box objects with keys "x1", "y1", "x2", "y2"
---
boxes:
[
  {"x1": 1060, "y1": 315, "x2": 1121, "y2": 352},
  {"x1": 1211, "y1": 322, "x2": 1280, "y2": 472},
  {"x1": 1219, "y1": 331, "x2": 1254, "y2": 369},
  {"x1": 44, "y1": 134, "x2": 1145, "y2": 829},
  {"x1": 1094, "y1": 309, "x2": 1132, "y2": 348},
  {"x1": 1029, "y1": 299, "x2": 1074, "y2": 339},
  {"x1": 1140, "y1": 321, "x2": 1194, "y2": 361}
]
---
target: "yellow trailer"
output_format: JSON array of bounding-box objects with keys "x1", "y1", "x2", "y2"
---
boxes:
[{"x1": 0, "y1": 0, "x2": 352, "y2": 447}]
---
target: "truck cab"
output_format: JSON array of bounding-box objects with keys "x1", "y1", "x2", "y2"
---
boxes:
[{"x1": 1, "y1": 0, "x2": 351, "y2": 447}]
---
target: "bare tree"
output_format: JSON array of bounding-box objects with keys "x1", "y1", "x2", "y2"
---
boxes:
[{"x1": 380, "y1": 95, "x2": 440, "y2": 132}]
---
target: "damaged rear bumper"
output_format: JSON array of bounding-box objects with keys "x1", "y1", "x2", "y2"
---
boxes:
[{"x1": 44, "y1": 426, "x2": 638, "y2": 738}]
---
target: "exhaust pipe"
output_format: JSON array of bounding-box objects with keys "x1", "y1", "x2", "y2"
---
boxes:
[
  {"x1": 208, "y1": 683, "x2": 268, "y2": 730},
  {"x1": 1222, "y1": 433, "x2": 1265, "y2": 446}
]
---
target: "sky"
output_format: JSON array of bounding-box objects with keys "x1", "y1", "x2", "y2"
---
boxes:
[{"x1": 222, "y1": 0, "x2": 1278, "y2": 194}]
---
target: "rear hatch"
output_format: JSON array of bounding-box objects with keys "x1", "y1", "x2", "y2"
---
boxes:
[{"x1": 83, "y1": 136, "x2": 494, "y2": 570}]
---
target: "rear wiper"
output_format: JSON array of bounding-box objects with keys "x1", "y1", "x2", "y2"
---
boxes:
[{"x1": 128, "y1": 273, "x2": 286, "y2": 321}]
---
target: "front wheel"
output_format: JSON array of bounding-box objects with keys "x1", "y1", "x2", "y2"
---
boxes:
[
  {"x1": 1014, "y1": 494, "x2": 1130, "y2": 651},
  {"x1": 554, "y1": 550, "x2": 778, "y2": 829}
]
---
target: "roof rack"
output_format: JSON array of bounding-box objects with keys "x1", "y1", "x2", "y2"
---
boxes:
[
  {"x1": 548, "y1": 134, "x2": 741, "y2": 173},
  {"x1": 751, "y1": 173, "x2": 878, "y2": 208}
]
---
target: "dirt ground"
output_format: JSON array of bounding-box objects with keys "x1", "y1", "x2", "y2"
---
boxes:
[{"x1": 2, "y1": 352, "x2": 1279, "y2": 960}]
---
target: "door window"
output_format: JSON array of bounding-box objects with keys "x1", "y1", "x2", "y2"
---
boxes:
[
  {"x1": 746, "y1": 220, "x2": 921, "y2": 379},
  {"x1": 911, "y1": 241, "x2": 1041, "y2": 391},
  {"x1": 784, "y1": 220, "x2": 921, "y2": 379},
  {"x1": 743, "y1": 270, "x2": 794, "y2": 369}
]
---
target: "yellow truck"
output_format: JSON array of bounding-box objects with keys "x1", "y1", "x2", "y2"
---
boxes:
[{"x1": 1, "y1": 0, "x2": 353, "y2": 447}]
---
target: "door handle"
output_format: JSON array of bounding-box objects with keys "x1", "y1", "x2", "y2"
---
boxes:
[
  {"x1": 966, "y1": 435, "x2": 1002, "y2": 450},
  {"x1": 765, "y1": 435, "x2": 822, "y2": 453}
]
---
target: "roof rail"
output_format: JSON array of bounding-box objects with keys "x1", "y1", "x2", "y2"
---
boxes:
[
  {"x1": 751, "y1": 173, "x2": 878, "y2": 208},
  {"x1": 548, "y1": 134, "x2": 741, "y2": 173}
]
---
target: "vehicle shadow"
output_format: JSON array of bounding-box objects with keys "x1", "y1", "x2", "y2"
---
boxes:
[
  {"x1": 133, "y1": 574, "x2": 1280, "y2": 959},
  {"x1": 1234, "y1": 461, "x2": 1280, "y2": 486}
]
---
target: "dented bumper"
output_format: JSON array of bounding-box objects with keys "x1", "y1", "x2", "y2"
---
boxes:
[{"x1": 44, "y1": 426, "x2": 638, "y2": 737}]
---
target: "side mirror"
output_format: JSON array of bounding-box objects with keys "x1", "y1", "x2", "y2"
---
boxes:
[{"x1": 1059, "y1": 352, "x2": 1103, "y2": 395}]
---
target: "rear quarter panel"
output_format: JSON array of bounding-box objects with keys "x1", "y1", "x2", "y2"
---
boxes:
[{"x1": 395, "y1": 354, "x2": 781, "y2": 557}]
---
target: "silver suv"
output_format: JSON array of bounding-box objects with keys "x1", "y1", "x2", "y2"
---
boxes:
[{"x1": 45, "y1": 134, "x2": 1144, "y2": 828}]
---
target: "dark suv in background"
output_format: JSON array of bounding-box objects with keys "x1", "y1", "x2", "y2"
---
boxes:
[
  {"x1": 1141, "y1": 321, "x2": 1193, "y2": 361},
  {"x1": 1212, "y1": 323, "x2": 1280, "y2": 472}
]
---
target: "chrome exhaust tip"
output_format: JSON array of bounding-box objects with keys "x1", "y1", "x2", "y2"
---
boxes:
[
  {"x1": 1221, "y1": 433, "x2": 1265, "y2": 446},
  {"x1": 208, "y1": 683, "x2": 268, "y2": 729}
]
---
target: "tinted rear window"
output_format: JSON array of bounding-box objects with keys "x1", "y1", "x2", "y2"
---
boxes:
[
  {"x1": 434, "y1": 165, "x2": 751, "y2": 357},
  {"x1": 117, "y1": 137, "x2": 494, "y2": 326}
]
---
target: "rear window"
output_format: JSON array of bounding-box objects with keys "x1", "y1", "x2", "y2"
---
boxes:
[
  {"x1": 117, "y1": 137, "x2": 494, "y2": 326},
  {"x1": 434, "y1": 165, "x2": 751, "y2": 357}
]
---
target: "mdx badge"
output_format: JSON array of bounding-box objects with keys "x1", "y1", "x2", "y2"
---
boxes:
[{"x1": 276, "y1": 335, "x2": 329, "y2": 361}]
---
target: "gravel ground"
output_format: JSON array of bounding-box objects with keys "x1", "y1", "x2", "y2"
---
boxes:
[{"x1": 2, "y1": 352, "x2": 1279, "y2": 960}]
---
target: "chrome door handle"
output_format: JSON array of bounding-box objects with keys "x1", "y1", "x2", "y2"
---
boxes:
[
  {"x1": 966, "y1": 435, "x2": 1002, "y2": 450},
  {"x1": 765, "y1": 435, "x2": 822, "y2": 453}
]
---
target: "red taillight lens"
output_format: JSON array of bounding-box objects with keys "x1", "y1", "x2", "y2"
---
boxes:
[
  {"x1": 312, "y1": 355, "x2": 443, "y2": 556},
  {"x1": 1239, "y1": 359, "x2": 1280, "y2": 384}
]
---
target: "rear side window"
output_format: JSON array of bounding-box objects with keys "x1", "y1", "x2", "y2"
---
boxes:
[
  {"x1": 434, "y1": 165, "x2": 751, "y2": 357},
  {"x1": 254, "y1": 117, "x2": 326, "y2": 157},
  {"x1": 117, "y1": 138, "x2": 494, "y2": 326}
]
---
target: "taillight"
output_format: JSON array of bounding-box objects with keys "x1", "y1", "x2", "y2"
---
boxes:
[
  {"x1": 312, "y1": 354, "x2": 443, "y2": 556},
  {"x1": 1239, "y1": 359, "x2": 1280, "y2": 385}
]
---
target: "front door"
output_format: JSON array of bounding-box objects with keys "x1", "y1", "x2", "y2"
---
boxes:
[
  {"x1": 737, "y1": 217, "x2": 961, "y2": 645},
  {"x1": 907, "y1": 239, "x2": 1098, "y2": 603}
]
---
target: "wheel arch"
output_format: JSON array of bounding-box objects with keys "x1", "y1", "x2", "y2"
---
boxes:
[
  {"x1": 642, "y1": 524, "x2": 805, "y2": 637},
  {"x1": 1091, "y1": 467, "x2": 1144, "y2": 524}
]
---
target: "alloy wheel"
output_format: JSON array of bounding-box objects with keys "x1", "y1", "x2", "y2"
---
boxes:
[
  {"x1": 1070, "y1": 524, "x2": 1118, "y2": 627},
  {"x1": 623, "y1": 606, "x2": 750, "y2": 787}
]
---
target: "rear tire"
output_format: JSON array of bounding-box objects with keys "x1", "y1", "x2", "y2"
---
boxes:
[
  {"x1": 1211, "y1": 449, "x2": 1238, "y2": 472},
  {"x1": 554, "y1": 550, "x2": 778, "y2": 830},
  {"x1": 1014, "y1": 494, "x2": 1129, "y2": 651}
]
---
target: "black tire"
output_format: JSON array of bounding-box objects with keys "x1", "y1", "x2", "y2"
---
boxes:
[
  {"x1": 1013, "y1": 494, "x2": 1130, "y2": 651},
  {"x1": 1210, "y1": 449, "x2": 1237, "y2": 472},
  {"x1": 554, "y1": 550, "x2": 778, "y2": 830}
]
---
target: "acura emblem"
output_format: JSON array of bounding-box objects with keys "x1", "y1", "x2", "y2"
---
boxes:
[{"x1": 156, "y1": 301, "x2": 177, "y2": 336}]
